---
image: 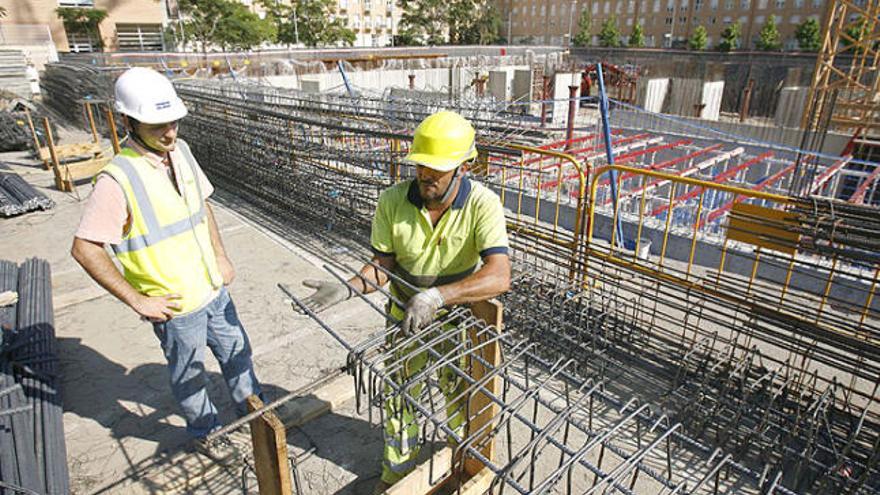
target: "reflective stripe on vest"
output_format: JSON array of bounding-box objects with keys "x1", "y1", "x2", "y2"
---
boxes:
[{"x1": 109, "y1": 156, "x2": 207, "y2": 254}]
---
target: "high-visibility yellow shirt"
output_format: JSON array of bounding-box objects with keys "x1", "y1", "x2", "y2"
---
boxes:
[
  {"x1": 98, "y1": 140, "x2": 223, "y2": 314},
  {"x1": 370, "y1": 176, "x2": 509, "y2": 303}
]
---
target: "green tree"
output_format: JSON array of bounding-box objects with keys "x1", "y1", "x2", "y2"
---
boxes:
[
  {"x1": 598, "y1": 15, "x2": 621, "y2": 47},
  {"x1": 717, "y1": 21, "x2": 740, "y2": 51},
  {"x1": 795, "y1": 18, "x2": 821, "y2": 51},
  {"x1": 572, "y1": 8, "x2": 592, "y2": 47},
  {"x1": 178, "y1": 0, "x2": 230, "y2": 53},
  {"x1": 56, "y1": 7, "x2": 108, "y2": 49},
  {"x1": 457, "y1": 4, "x2": 503, "y2": 44},
  {"x1": 179, "y1": 0, "x2": 277, "y2": 53},
  {"x1": 689, "y1": 25, "x2": 708, "y2": 50},
  {"x1": 629, "y1": 22, "x2": 645, "y2": 47},
  {"x1": 841, "y1": 17, "x2": 873, "y2": 54},
  {"x1": 756, "y1": 14, "x2": 781, "y2": 50},
  {"x1": 398, "y1": 0, "x2": 449, "y2": 44},
  {"x1": 262, "y1": 0, "x2": 355, "y2": 47},
  {"x1": 214, "y1": 1, "x2": 276, "y2": 50}
]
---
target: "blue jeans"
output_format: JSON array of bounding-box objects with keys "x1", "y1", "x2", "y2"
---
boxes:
[{"x1": 152, "y1": 287, "x2": 263, "y2": 438}]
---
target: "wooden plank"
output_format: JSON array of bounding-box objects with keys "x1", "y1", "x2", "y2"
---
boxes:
[
  {"x1": 464, "y1": 299, "x2": 503, "y2": 477},
  {"x1": 63, "y1": 156, "x2": 111, "y2": 182},
  {"x1": 382, "y1": 447, "x2": 453, "y2": 495},
  {"x1": 458, "y1": 467, "x2": 495, "y2": 495},
  {"x1": 42, "y1": 117, "x2": 67, "y2": 191},
  {"x1": 38, "y1": 142, "x2": 104, "y2": 161},
  {"x1": 727, "y1": 203, "x2": 799, "y2": 255},
  {"x1": 275, "y1": 373, "x2": 355, "y2": 428},
  {"x1": 246, "y1": 395, "x2": 293, "y2": 495}
]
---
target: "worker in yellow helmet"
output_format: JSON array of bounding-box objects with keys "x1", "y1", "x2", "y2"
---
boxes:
[
  {"x1": 300, "y1": 110, "x2": 511, "y2": 491},
  {"x1": 71, "y1": 67, "x2": 263, "y2": 462}
]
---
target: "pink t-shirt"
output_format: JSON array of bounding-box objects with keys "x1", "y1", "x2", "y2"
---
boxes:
[{"x1": 75, "y1": 139, "x2": 215, "y2": 245}]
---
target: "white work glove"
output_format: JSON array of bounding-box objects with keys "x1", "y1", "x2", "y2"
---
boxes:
[
  {"x1": 300, "y1": 279, "x2": 351, "y2": 313},
  {"x1": 402, "y1": 288, "x2": 445, "y2": 335}
]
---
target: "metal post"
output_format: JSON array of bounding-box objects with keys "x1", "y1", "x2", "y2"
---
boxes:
[
  {"x1": 739, "y1": 78, "x2": 754, "y2": 122},
  {"x1": 596, "y1": 63, "x2": 625, "y2": 247},
  {"x1": 540, "y1": 75, "x2": 551, "y2": 127},
  {"x1": 408, "y1": 73, "x2": 415, "y2": 89},
  {"x1": 566, "y1": 85, "x2": 578, "y2": 150}
]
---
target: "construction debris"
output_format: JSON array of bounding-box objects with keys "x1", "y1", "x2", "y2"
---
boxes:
[{"x1": 0, "y1": 172, "x2": 54, "y2": 217}]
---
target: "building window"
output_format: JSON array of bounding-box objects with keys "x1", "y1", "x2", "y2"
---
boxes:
[
  {"x1": 794, "y1": 0, "x2": 803, "y2": 6},
  {"x1": 758, "y1": 0, "x2": 767, "y2": 8},
  {"x1": 666, "y1": 16, "x2": 673, "y2": 23},
  {"x1": 58, "y1": 0, "x2": 95, "y2": 6},
  {"x1": 739, "y1": 15, "x2": 748, "y2": 23},
  {"x1": 811, "y1": 0, "x2": 820, "y2": 6},
  {"x1": 654, "y1": 0, "x2": 661, "y2": 11},
  {"x1": 616, "y1": 1, "x2": 622, "y2": 13},
  {"x1": 723, "y1": 15, "x2": 732, "y2": 22},
  {"x1": 66, "y1": 31, "x2": 97, "y2": 52},
  {"x1": 604, "y1": 1, "x2": 610, "y2": 13},
  {"x1": 116, "y1": 23, "x2": 163, "y2": 51},
  {"x1": 667, "y1": 0, "x2": 675, "y2": 12},
  {"x1": 628, "y1": 0, "x2": 635, "y2": 12},
  {"x1": 740, "y1": 0, "x2": 749, "y2": 9},
  {"x1": 724, "y1": 0, "x2": 733, "y2": 8},
  {"x1": 695, "y1": 0, "x2": 702, "y2": 10},
  {"x1": 550, "y1": 4, "x2": 555, "y2": 15},
  {"x1": 710, "y1": 15, "x2": 716, "y2": 22},
  {"x1": 789, "y1": 14, "x2": 799, "y2": 23},
  {"x1": 540, "y1": 5, "x2": 546, "y2": 15},
  {"x1": 627, "y1": 17, "x2": 633, "y2": 24},
  {"x1": 593, "y1": 3, "x2": 599, "y2": 13},
  {"x1": 755, "y1": 14, "x2": 764, "y2": 23}
]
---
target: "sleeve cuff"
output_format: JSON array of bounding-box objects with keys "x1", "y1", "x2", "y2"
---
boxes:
[
  {"x1": 480, "y1": 246, "x2": 509, "y2": 257},
  {"x1": 371, "y1": 246, "x2": 395, "y2": 257}
]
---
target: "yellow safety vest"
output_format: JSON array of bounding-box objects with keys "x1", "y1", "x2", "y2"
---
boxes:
[{"x1": 99, "y1": 141, "x2": 223, "y2": 314}]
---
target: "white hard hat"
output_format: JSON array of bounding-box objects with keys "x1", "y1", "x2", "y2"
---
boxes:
[{"x1": 114, "y1": 67, "x2": 188, "y2": 124}]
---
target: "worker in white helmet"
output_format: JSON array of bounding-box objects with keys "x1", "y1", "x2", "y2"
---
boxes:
[
  {"x1": 71, "y1": 67, "x2": 263, "y2": 461},
  {"x1": 300, "y1": 110, "x2": 512, "y2": 491}
]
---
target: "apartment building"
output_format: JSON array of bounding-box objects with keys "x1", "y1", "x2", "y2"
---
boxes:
[
  {"x1": 1, "y1": 0, "x2": 169, "y2": 52},
  {"x1": 337, "y1": 0, "x2": 399, "y2": 46},
  {"x1": 240, "y1": 0, "x2": 398, "y2": 47},
  {"x1": 497, "y1": 0, "x2": 828, "y2": 49}
]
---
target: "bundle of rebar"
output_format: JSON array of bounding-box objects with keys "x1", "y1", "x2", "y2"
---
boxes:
[
  {"x1": 39, "y1": 63, "x2": 118, "y2": 128},
  {"x1": 0, "y1": 172, "x2": 54, "y2": 217},
  {"x1": 0, "y1": 258, "x2": 69, "y2": 495},
  {"x1": 0, "y1": 111, "x2": 32, "y2": 153}
]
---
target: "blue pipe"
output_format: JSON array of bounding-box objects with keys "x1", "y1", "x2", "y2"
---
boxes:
[{"x1": 596, "y1": 63, "x2": 626, "y2": 248}]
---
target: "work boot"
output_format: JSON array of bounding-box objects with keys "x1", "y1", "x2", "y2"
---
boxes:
[
  {"x1": 372, "y1": 479, "x2": 393, "y2": 494},
  {"x1": 193, "y1": 433, "x2": 241, "y2": 465}
]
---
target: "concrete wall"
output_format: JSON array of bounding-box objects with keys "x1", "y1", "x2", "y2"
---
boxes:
[
  {"x1": 636, "y1": 78, "x2": 669, "y2": 114},
  {"x1": 774, "y1": 87, "x2": 809, "y2": 129},
  {"x1": 266, "y1": 65, "x2": 530, "y2": 97}
]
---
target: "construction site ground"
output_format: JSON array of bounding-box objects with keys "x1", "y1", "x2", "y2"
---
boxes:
[{"x1": 0, "y1": 125, "x2": 397, "y2": 494}]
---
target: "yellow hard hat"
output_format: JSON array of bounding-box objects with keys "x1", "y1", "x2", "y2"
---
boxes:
[{"x1": 404, "y1": 111, "x2": 477, "y2": 172}]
